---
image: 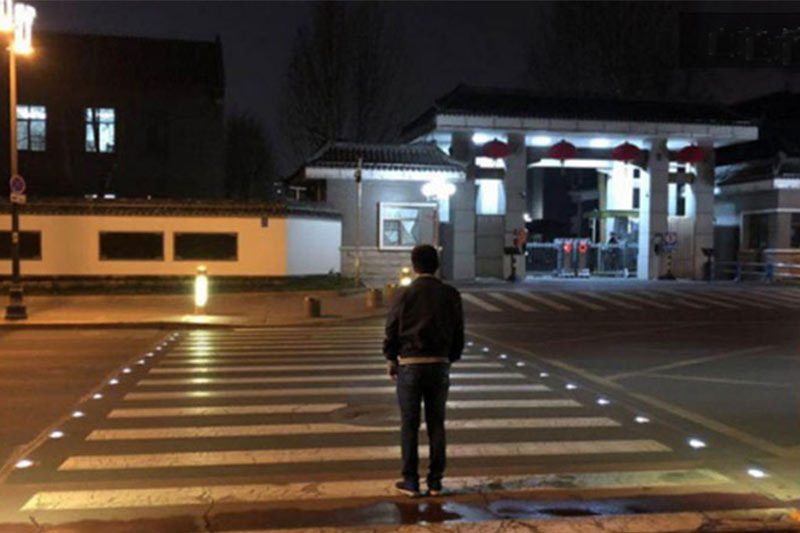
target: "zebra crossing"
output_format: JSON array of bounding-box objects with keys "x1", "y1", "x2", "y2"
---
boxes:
[
  {"x1": 5, "y1": 326, "x2": 736, "y2": 522},
  {"x1": 462, "y1": 286, "x2": 800, "y2": 313}
]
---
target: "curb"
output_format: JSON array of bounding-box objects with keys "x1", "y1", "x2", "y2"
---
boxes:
[{"x1": 207, "y1": 508, "x2": 799, "y2": 533}]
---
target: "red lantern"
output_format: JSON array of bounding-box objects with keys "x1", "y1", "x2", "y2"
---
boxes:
[
  {"x1": 482, "y1": 139, "x2": 509, "y2": 159},
  {"x1": 611, "y1": 142, "x2": 642, "y2": 163},
  {"x1": 676, "y1": 145, "x2": 706, "y2": 164},
  {"x1": 547, "y1": 139, "x2": 578, "y2": 162}
]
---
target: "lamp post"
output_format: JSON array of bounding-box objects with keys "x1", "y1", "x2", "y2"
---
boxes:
[{"x1": 1, "y1": 0, "x2": 34, "y2": 320}]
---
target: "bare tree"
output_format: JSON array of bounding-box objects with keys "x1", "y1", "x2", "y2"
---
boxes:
[
  {"x1": 225, "y1": 112, "x2": 273, "y2": 199},
  {"x1": 280, "y1": 2, "x2": 410, "y2": 167},
  {"x1": 528, "y1": 2, "x2": 704, "y2": 101}
]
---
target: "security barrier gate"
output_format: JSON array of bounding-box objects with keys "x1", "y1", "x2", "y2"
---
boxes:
[{"x1": 525, "y1": 241, "x2": 638, "y2": 277}]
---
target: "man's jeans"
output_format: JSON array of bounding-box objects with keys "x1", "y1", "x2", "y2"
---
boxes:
[{"x1": 396, "y1": 363, "x2": 450, "y2": 488}]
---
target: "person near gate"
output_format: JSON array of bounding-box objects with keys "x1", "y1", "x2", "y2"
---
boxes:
[{"x1": 383, "y1": 244, "x2": 464, "y2": 497}]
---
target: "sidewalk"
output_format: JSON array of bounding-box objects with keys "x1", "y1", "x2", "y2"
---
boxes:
[{"x1": 0, "y1": 290, "x2": 387, "y2": 328}]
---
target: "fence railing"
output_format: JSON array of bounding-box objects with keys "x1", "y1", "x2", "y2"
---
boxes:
[
  {"x1": 525, "y1": 241, "x2": 638, "y2": 277},
  {"x1": 714, "y1": 261, "x2": 800, "y2": 283}
]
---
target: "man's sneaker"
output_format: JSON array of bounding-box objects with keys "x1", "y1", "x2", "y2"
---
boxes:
[
  {"x1": 394, "y1": 480, "x2": 420, "y2": 498},
  {"x1": 427, "y1": 482, "x2": 443, "y2": 496}
]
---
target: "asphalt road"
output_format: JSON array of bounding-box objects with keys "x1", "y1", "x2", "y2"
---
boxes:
[{"x1": 0, "y1": 282, "x2": 797, "y2": 532}]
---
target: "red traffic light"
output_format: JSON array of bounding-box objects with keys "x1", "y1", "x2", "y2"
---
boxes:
[
  {"x1": 578, "y1": 242, "x2": 588, "y2": 254},
  {"x1": 563, "y1": 242, "x2": 573, "y2": 253}
]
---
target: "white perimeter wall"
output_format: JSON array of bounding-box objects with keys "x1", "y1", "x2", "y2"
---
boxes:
[
  {"x1": 285, "y1": 217, "x2": 341, "y2": 275},
  {"x1": 0, "y1": 214, "x2": 341, "y2": 277}
]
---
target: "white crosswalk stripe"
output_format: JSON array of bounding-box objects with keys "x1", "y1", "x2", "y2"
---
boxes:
[
  {"x1": 577, "y1": 291, "x2": 638, "y2": 310},
  {"x1": 550, "y1": 291, "x2": 604, "y2": 310},
  {"x1": 461, "y1": 292, "x2": 502, "y2": 312},
  {"x1": 659, "y1": 289, "x2": 738, "y2": 310},
  {"x1": 730, "y1": 289, "x2": 800, "y2": 308},
  {"x1": 122, "y1": 384, "x2": 551, "y2": 401},
  {"x1": 86, "y1": 417, "x2": 621, "y2": 440},
  {"x1": 513, "y1": 290, "x2": 570, "y2": 311},
  {"x1": 486, "y1": 292, "x2": 536, "y2": 312},
  {"x1": 611, "y1": 291, "x2": 673, "y2": 310},
  {"x1": 647, "y1": 290, "x2": 707, "y2": 309},
  {"x1": 136, "y1": 372, "x2": 527, "y2": 386},
  {"x1": 10, "y1": 324, "x2": 726, "y2": 522},
  {"x1": 703, "y1": 290, "x2": 773, "y2": 309}
]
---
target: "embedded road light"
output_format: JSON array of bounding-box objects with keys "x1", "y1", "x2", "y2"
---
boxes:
[{"x1": 195, "y1": 265, "x2": 209, "y2": 314}]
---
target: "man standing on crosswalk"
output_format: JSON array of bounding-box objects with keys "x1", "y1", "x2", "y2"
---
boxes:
[{"x1": 383, "y1": 244, "x2": 464, "y2": 497}]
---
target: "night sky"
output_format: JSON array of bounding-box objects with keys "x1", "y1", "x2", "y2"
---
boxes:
[
  {"x1": 35, "y1": 1, "x2": 538, "y2": 137},
  {"x1": 33, "y1": 0, "x2": 800, "y2": 146}
]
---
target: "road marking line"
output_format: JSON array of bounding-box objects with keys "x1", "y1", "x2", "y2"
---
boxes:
[
  {"x1": 647, "y1": 290, "x2": 706, "y2": 309},
  {"x1": 731, "y1": 289, "x2": 800, "y2": 308},
  {"x1": 461, "y1": 292, "x2": 502, "y2": 312},
  {"x1": 20, "y1": 469, "x2": 730, "y2": 510},
  {"x1": 659, "y1": 289, "x2": 737, "y2": 310},
  {"x1": 467, "y1": 329, "x2": 793, "y2": 458},
  {"x1": 552, "y1": 291, "x2": 604, "y2": 311},
  {"x1": 579, "y1": 291, "x2": 639, "y2": 310},
  {"x1": 448, "y1": 399, "x2": 581, "y2": 409},
  {"x1": 645, "y1": 373, "x2": 792, "y2": 388},
  {"x1": 513, "y1": 291, "x2": 570, "y2": 311},
  {"x1": 86, "y1": 417, "x2": 620, "y2": 440},
  {"x1": 136, "y1": 372, "x2": 527, "y2": 386},
  {"x1": 612, "y1": 291, "x2": 673, "y2": 310},
  {"x1": 161, "y1": 355, "x2": 486, "y2": 365},
  {"x1": 607, "y1": 345, "x2": 773, "y2": 381},
  {"x1": 486, "y1": 292, "x2": 536, "y2": 312},
  {"x1": 58, "y1": 440, "x2": 670, "y2": 470},
  {"x1": 123, "y1": 384, "x2": 551, "y2": 400},
  {"x1": 749, "y1": 289, "x2": 800, "y2": 305},
  {"x1": 702, "y1": 290, "x2": 773, "y2": 309},
  {"x1": 149, "y1": 362, "x2": 503, "y2": 374},
  {"x1": 107, "y1": 404, "x2": 346, "y2": 418}
]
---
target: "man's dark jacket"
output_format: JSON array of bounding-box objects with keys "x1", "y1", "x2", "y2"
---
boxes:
[{"x1": 383, "y1": 275, "x2": 464, "y2": 362}]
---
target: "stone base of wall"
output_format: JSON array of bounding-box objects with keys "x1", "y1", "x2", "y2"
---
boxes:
[{"x1": 341, "y1": 247, "x2": 412, "y2": 288}]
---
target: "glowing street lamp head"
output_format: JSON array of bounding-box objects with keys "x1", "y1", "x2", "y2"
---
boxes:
[
  {"x1": 194, "y1": 265, "x2": 209, "y2": 311},
  {"x1": 11, "y1": 3, "x2": 34, "y2": 55},
  {"x1": 0, "y1": 0, "x2": 13, "y2": 33},
  {"x1": 399, "y1": 267, "x2": 413, "y2": 287}
]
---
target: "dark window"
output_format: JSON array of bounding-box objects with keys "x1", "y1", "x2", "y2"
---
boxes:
[
  {"x1": 174, "y1": 233, "x2": 237, "y2": 261},
  {"x1": 146, "y1": 114, "x2": 169, "y2": 156},
  {"x1": 791, "y1": 214, "x2": 800, "y2": 248},
  {"x1": 632, "y1": 188, "x2": 640, "y2": 209},
  {"x1": 99, "y1": 232, "x2": 163, "y2": 260},
  {"x1": 0, "y1": 231, "x2": 41, "y2": 259},
  {"x1": 746, "y1": 214, "x2": 769, "y2": 250},
  {"x1": 17, "y1": 105, "x2": 46, "y2": 152},
  {"x1": 677, "y1": 184, "x2": 686, "y2": 216}
]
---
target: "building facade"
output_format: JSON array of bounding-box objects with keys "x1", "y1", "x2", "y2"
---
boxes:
[{"x1": 0, "y1": 31, "x2": 225, "y2": 199}]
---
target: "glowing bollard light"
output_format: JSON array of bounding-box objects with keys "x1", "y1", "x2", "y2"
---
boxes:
[
  {"x1": 747, "y1": 468, "x2": 767, "y2": 479},
  {"x1": 48, "y1": 430, "x2": 64, "y2": 439},
  {"x1": 635, "y1": 416, "x2": 650, "y2": 424},
  {"x1": 399, "y1": 267, "x2": 413, "y2": 288},
  {"x1": 688, "y1": 438, "x2": 707, "y2": 449},
  {"x1": 195, "y1": 265, "x2": 209, "y2": 314},
  {"x1": 15, "y1": 459, "x2": 33, "y2": 469}
]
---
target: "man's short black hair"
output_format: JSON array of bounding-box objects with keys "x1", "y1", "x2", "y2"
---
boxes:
[{"x1": 411, "y1": 244, "x2": 439, "y2": 274}]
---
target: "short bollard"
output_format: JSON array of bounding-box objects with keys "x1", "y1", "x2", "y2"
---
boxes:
[
  {"x1": 366, "y1": 288, "x2": 383, "y2": 308},
  {"x1": 383, "y1": 283, "x2": 398, "y2": 304},
  {"x1": 304, "y1": 296, "x2": 321, "y2": 318}
]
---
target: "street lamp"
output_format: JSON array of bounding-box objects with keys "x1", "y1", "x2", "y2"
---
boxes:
[{"x1": 2, "y1": 0, "x2": 35, "y2": 320}]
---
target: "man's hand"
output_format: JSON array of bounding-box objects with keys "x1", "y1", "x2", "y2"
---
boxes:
[{"x1": 387, "y1": 360, "x2": 398, "y2": 382}]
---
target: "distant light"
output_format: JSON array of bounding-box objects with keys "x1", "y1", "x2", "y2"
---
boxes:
[
  {"x1": 103, "y1": 193, "x2": 116, "y2": 200},
  {"x1": 49, "y1": 430, "x2": 65, "y2": 439},
  {"x1": 15, "y1": 459, "x2": 33, "y2": 469},
  {"x1": 589, "y1": 138, "x2": 611, "y2": 148},
  {"x1": 539, "y1": 372, "x2": 549, "y2": 378},
  {"x1": 122, "y1": 367, "x2": 132, "y2": 374},
  {"x1": 482, "y1": 347, "x2": 490, "y2": 352},
  {"x1": 635, "y1": 416, "x2": 650, "y2": 424},
  {"x1": 72, "y1": 411, "x2": 85, "y2": 418},
  {"x1": 523, "y1": 212, "x2": 533, "y2": 223},
  {"x1": 472, "y1": 132, "x2": 493, "y2": 145},
  {"x1": 597, "y1": 398, "x2": 610, "y2": 405},
  {"x1": 467, "y1": 342, "x2": 474, "y2": 347},
  {"x1": 92, "y1": 393, "x2": 103, "y2": 400},
  {"x1": 565, "y1": 383, "x2": 577, "y2": 390},
  {"x1": 155, "y1": 346, "x2": 163, "y2": 351},
  {"x1": 499, "y1": 354, "x2": 508, "y2": 360},
  {"x1": 747, "y1": 468, "x2": 767, "y2": 479},
  {"x1": 688, "y1": 438, "x2": 706, "y2": 449},
  {"x1": 137, "y1": 359, "x2": 146, "y2": 365},
  {"x1": 516, "y1": 361, "x2": 525, "y2": 367},
  {"x1": 109, "y1": 379, "x2": 119, "y2": 385},
  {"x1": 145, "y1": 352, "x2": 154, "y2": 358},
  {"x1": 528, "y1": 135, "x2": 552, "y2": 147}
]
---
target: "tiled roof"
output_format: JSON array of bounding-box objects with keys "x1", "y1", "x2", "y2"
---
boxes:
[
  {"x1": 0, "y1": 198, "x2": 339, "y2": 219},
  {"x1": 403, "y1": 85, "x2": 753, "y2": 138},
  {"x1": 304, "y1": 142, "x2": 466, "y2": 172}
]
